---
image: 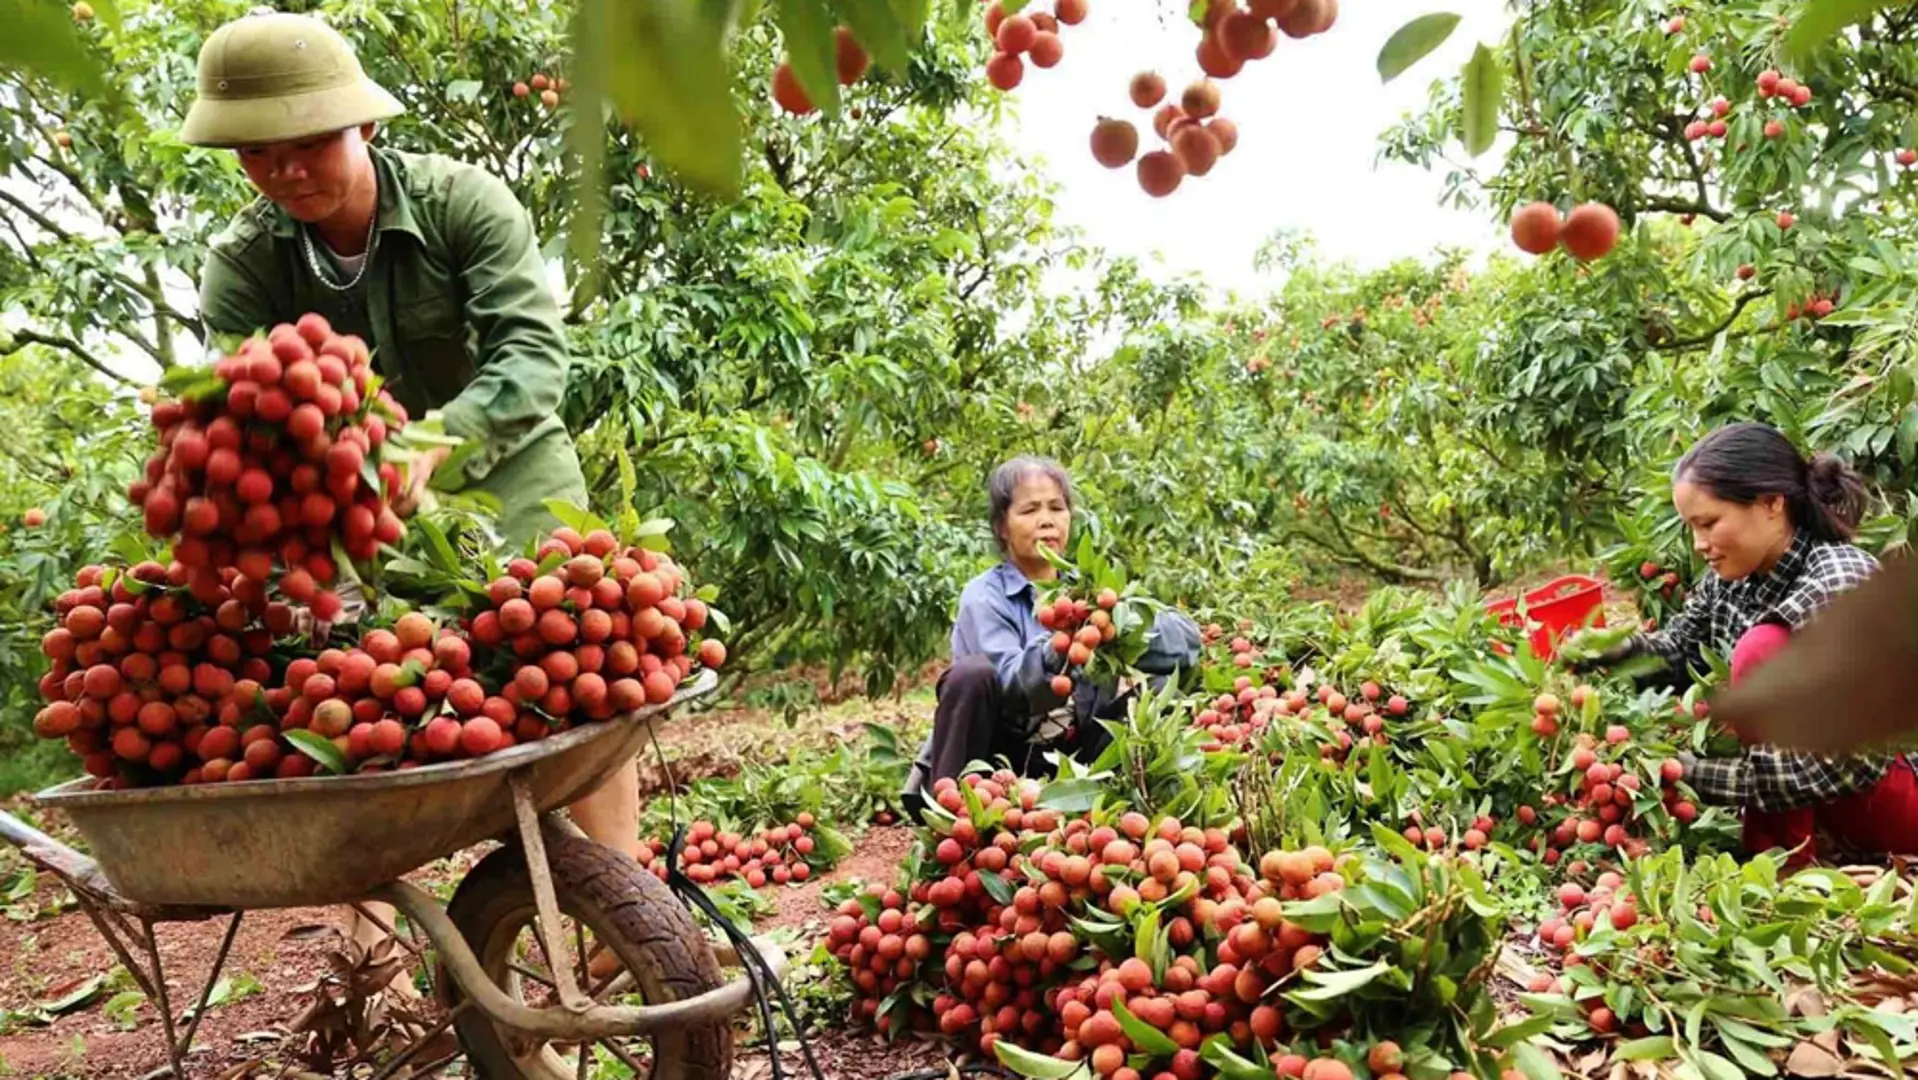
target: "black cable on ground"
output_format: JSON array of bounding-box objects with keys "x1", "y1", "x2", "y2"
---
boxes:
[{"x1": 666, "y1": 822, "x2": 830, "y2": 1080}]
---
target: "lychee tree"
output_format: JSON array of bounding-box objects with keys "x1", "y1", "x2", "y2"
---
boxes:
[
  {"x1": 0, "y1": 350, "x2": 150, "y2": 789},
  {"x1": 1382, "y1": 0, "x2": 1918, "y2": 557},
  {"x1": 0, "y1": 0, "x2": 1227, "y2": 729}
]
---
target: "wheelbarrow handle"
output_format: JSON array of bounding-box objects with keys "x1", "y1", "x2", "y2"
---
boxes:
[{"x1": 0, "y1": 807, "x2": 120, "y2": 900}]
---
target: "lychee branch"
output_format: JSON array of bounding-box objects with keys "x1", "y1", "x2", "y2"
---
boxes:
[
  {"x1": 1638, "y1": 195, "x2": 1729, "y2": 223},
  {"x1": 1648, "y1": 289, "x2": 1772, "y2": 353}
]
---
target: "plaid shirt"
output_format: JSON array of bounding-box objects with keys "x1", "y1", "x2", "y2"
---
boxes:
[{"x1": 1633, "y1": 533, "x2": 1891, "y2": 813}]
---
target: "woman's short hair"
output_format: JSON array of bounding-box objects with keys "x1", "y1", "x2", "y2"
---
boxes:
[
  {"x1": 1674, "y1": 422, "x2": 1866, "y2": 542},
  {"x1": 987, "y1": 456, "x2": 1074, "y2": 552}
]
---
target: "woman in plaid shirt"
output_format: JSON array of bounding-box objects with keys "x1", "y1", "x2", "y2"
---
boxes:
[{"x1": 1614, "y1": 423, "x2": 1918, "y2": 864}]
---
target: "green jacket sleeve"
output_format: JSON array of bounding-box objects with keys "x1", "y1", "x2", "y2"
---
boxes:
[
  {"x1": 437, "y1": 167, "x2": 571, "y2": 478},
  {"x1": 199, "y1": 240, "x2": 280, "y2": 339}
]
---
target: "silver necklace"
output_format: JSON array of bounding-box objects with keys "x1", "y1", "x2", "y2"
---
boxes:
[{"x1": 299, "y1": 203, "x2": 379, "y2": 293}]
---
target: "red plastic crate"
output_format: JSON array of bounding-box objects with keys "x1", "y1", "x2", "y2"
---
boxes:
[{"x1": 1486, "y1": 574, "x2": 1606, "y2": 661}]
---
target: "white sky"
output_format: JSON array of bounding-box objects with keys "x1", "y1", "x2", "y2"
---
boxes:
[{"x1": 993, "y1": 1, "x2": 1512, "y2": 294}]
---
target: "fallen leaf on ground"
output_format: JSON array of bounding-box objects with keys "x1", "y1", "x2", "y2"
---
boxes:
[{"x1": 1786, "y1": 1039, "x2": 1846, "y2": 1077}]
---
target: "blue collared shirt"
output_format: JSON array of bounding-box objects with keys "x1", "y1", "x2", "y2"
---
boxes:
[
  {"x1": 952, "y1": 562, "x2": 1051, "y2": 694},
  {"x1": 950, "y1": 561, "x2": 1202, "y2": 713}
]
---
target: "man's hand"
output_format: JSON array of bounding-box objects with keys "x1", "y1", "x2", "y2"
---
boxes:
[{"x1": 392, "y1": 445, "x2": 452, "y2": 517}]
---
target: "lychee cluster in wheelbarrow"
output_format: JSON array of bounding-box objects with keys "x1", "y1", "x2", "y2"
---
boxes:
[
  {"x1": 32, "y1": 316, "x2": 728, "y2": 789},
  {"x1": 33, "y1": 560, "x2": 281, "y2": 781}
]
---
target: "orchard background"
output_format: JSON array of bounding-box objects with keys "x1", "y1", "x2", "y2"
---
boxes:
[
  {"x1": 9, "y1": 0, "x2": 1918, "y2": 1076},
  {"x1": 10, "y1": 0, "x2": 1916, "y2": 790}
]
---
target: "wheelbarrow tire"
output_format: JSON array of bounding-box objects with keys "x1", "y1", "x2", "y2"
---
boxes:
[{"x1": 442, "y1": 833, "x2": 733, "y2": 1080}]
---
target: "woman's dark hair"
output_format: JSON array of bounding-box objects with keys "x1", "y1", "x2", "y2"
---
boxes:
[
  {"x1": 1673, "y1": 422, "x2": 1866, "y2": 542},
  {"x1": 987, "y1": 456, "x2": 1075, "y2": 553}
]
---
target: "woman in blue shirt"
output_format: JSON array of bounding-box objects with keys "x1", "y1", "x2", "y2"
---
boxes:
[{"x1": 904, "y1": 457, "x2": 1202, "y2": 816}]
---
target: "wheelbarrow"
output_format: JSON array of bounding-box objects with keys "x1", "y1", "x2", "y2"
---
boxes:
[{"x1": 0, "y1": 669, "x2": 785, "y2": 1079}]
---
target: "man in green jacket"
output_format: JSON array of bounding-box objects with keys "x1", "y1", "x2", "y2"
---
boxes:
[{"x1": 182, "y1": 9, "x2": 640, "y2": 983}]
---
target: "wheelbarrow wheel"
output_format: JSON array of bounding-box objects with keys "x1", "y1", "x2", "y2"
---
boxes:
[{"x1": 442, "y1": 833, "x2": 733, "y2": 1079}]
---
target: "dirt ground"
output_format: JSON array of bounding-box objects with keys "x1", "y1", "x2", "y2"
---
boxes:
[{"x1": 0, "y1": 690, "x2": 946, "y2": 1080}]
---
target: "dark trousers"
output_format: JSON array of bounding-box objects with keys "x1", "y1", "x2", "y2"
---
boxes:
[{"x1": 904, "y1": 658, "x2": 1118, "y2": 818}]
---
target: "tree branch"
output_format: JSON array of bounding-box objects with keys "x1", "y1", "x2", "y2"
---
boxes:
[
  {"x1": 1651, "y1": 289, "x2": 1771, "y2": 352},
  {"x1": 1290, "y1": 522, "x2": 1447, "y2": 584},
  {"x1": 0, "y1": 185, "x2": 75, "y2": 241},
  {"x1": 4, "y1": 328, "x2": 136, "y2": 385},
  {"x1": 1641, "y1": 194, "x2": 1731, "y2": 223},
  {"x1": 0, "y1": 211, "x2": 44, "y2": 271},
  {"x1": 0, "y1": 181, "x2": 204, "y2": 345}
]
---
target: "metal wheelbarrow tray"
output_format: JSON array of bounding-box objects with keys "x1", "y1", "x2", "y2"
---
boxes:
[
  {"x1": 1, "y1": 670, "x2": 786, "y2": 1079},
  {"x1": 30, "y1": 670, "x2": 719, "y2": 911}
]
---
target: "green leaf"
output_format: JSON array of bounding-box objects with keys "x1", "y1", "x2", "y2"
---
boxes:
[
  {"x1": 1712, "y1": 1021, "x2": 1779, "y2": 1076},
  {"x1": 1483, "y1": 1013, "x2": 1557, "y2": 1049},
  {"x1": 360, "y1": 452, "x2": 384, "y2": 499},
  {"x1": 636, "y1": 517, "x2": 677, "y2": 537},
  {"x1": 839, "y1": 0, "x2": 913, "y2": 72},
  {"x1": 181, "y1": 976, "x2": 234, "y2": 1021},
  {"x1": 573, "y1": 0, "x2": 743, "y2": 199},
  {"x1": 1280, "y1": 893, "x2": 1345, "y2": 934},
  {"x1": 1112, "y1": 997, "x2": 1182, "y2": 1057},
  {"x1": 1377, "y1": 13, "x2": 1462, "y2": 82},
  {"x1": 427, "y1": 439, "x2": 485, "y2": 492},
  {"x1": 330, "y1": 536, "x2": 365, "y2": 589},
  {"x1": 110, "y1": 533, "x2": 152, "y2": 567},
  {"x1": 1785, "y1": 0, "x2": 1899, "y2": 64},
  {"x1": 778, "y1": 0, "x2": 842, "y2": 114},
  {"x1": 1460, "y1": 42, "x2": 1503, "y2": 157},
  {"x1": 1134, "y1": 905, "x2": 1163, "y2": 967},
  {"x1": 1689, "y1": 1050, "x2": 1744, "y2": 1080},
  {"x1": 284, "y1": 730, "x2": 347, "y2": 775},
  {"x1": 1614, "y1": 1037, "x2": 1676, "y2": 1061},
  {"x1": 1512, "y1": 1040, "x2": 1563, "y2": 1080},
  {"x1": 995, "y1": 1039, "x2": 1093, "y2": 1080},
  {"x1": 887, "y1": 0, "x2": 931, "y2": 42},
  {"x1": 102, "y1": 989, "x2": 145, "y2": 1029},
  {"x1": 0, "y1": 1, "x2": 104, "y2": 94},
  {"x1": 979, "y1": 871, "x2": 1015, "y2": 907},
  {"x1": 541, "y1": 499, "x2": 610, "y2": 537},
  {"x1": 1289, "y1": 960, "x2": 1389, "y2": 1002},
  {"x1": 1858, "y1": 1016, "x2": 1902, "y2": 1072},
  {"x1": 417, "y1": 517, "x2": 461, "y2": 575},
  {"x1": 1039, "y1": 777, "x2": 1107, "y2": 813},
  {"x1": 1201, "y1": 1038, "x2": 1280, "y2": 1080}
]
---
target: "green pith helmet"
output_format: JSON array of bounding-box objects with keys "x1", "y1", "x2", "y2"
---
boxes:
[{"x1": 180, "y1": 10, "x2": 403, "y2": 148}]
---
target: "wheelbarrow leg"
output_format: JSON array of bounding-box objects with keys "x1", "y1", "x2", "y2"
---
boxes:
[
  {"x1": 509, "y1": 773, "x2": 591, "y2": 1013},
  {"x1": 134, "y1": 911, "x2": 244, "y2": 1079},
  {"x1": 171, "y1": 913, "x2": 244, "y2": 1065}
]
